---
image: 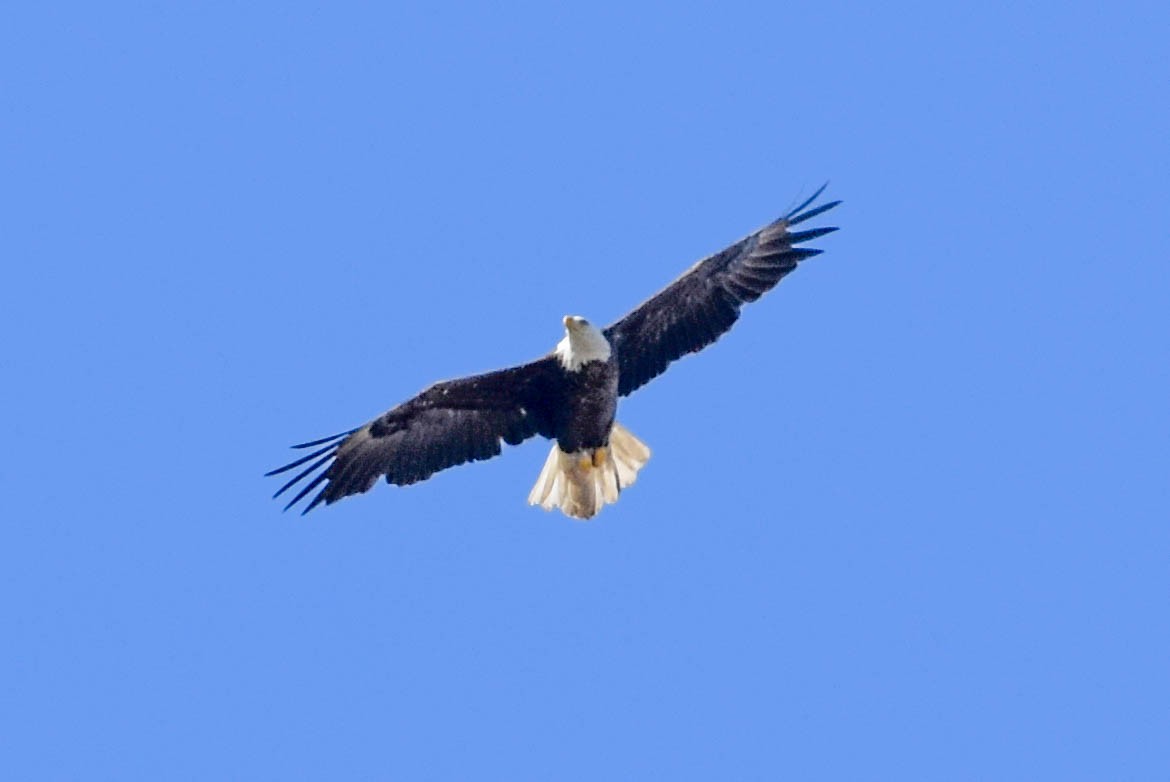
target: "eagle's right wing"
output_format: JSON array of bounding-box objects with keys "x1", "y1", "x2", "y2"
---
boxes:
[
  {"x1": 267, "y1": 357, "x2": 563, "y2": 514},
  {"x1": 604, "y1": 185, "x2": 840, "y2": 397}
]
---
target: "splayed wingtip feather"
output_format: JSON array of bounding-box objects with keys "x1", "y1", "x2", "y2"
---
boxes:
[
  {"x1": 272, "y1": 451, "x2": 335, "y2": 500},
  {"x1": 787, "y1": 199, "x2": 841, "y2": 227},
  {"x1": 265, "y1": 441, "x2": 339, "y2": 477},
  {"x1": 283, "y1": 470, "x2": 330, "y2": 512},
  {"x1": 291, "y1": 429, "x2": 356, "y2": 449},
  {"x1": 786, "y1": 225, "x2": 839, "y2": 244},
  {"x1": 301, "y1": 487, "x2": 331, "y2": 515},
  {"x1": 785, "y1": 182, "x2": 830, "y2": 220}
]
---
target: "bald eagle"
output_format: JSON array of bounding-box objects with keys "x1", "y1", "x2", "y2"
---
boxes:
[{"x1": 268, "y1": 186, "x2": 840, "y2": 519}]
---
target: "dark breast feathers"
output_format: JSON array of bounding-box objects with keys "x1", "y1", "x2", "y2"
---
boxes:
[{"x1": 549, "y1": 357, "x2": 619, "y2": 453}]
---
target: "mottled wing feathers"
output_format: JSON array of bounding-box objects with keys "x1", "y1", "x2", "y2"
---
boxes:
[
  {"x1": 603, "y1": 185, "x2": 840, "y2": 396},
  {"x1": 267, "y1": 357, "x2": 562, "y2": 514}
]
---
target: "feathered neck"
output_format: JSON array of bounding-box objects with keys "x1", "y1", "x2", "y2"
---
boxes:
[{"x1": 554, "y1": 321, "x2": 612, "y2": 371}]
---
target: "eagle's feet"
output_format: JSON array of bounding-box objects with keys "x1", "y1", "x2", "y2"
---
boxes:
[{"x1": 575, "y1": 448, "x2": 608, "y2": 472}]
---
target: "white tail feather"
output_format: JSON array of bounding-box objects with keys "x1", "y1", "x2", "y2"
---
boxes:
[{"x1": 527, "y1": 422, "x2": 651, "y2": 520}]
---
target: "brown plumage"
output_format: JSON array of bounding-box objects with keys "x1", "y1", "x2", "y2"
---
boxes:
[{"x1": 268, "y1": 185, "x2": 840, "y2": 517}]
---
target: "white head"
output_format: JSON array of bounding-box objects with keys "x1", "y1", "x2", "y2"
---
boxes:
[{"x1": 554, "y1": 315, "x2": 612, "y2": 371}]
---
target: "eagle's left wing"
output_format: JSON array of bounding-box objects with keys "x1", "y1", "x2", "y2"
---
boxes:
[
  {"x1": 267, "y1": 357, "x2": 563, "y2": 514},
  {"x1": 603, "y1": 185, "x2": 840, "y2": 397}
]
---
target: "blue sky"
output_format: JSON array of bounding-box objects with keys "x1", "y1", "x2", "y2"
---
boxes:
[{"x1": 3, "y1": 2, "x2": 1168, "y2": 779}]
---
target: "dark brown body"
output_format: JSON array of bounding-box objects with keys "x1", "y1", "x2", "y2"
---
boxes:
[{"x1": 550, "y1": 357, "x2": 619, "y2": 454}]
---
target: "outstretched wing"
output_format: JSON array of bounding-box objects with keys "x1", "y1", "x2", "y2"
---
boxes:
[
  {"x1": 603, "y1": 185, "x2": 840, "y2": 397},
  {"x1": 267, "y1": 357, "x2": 563, "y2": 514}
]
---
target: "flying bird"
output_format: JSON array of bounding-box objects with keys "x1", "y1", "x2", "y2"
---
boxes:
[{"x1": 268, "y1": 186, "x2": 840, "y2": 519}]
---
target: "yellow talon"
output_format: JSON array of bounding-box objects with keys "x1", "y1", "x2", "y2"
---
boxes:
[
  {"x1": 578, "y1": 456, "x2": 593, "y2": 472},
  {"x1": 592, "y1": 447, "x2": 608, "y2": 468}
]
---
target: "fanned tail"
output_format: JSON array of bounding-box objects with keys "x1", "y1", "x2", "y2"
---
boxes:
[{"x1": 527, "y1": 422, "x2": 651, "y2": 520}]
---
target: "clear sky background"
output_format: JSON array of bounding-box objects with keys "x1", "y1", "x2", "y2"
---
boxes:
[{"x1": 3, "y1": 2, "x2": 1168, "y2": 779}]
